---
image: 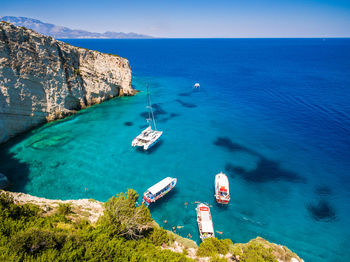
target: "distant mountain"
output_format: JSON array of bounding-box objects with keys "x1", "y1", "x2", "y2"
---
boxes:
[{"x1": 0, "y1": 16, "x2": 152, "y2": 39}]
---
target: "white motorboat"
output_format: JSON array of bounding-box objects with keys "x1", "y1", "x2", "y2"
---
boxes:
[
  {"x1": 193, "y1": 83, "x2": 200, "y2": 88},
  {"x1": 214, "y1": 172, "x2": 230, "y2": 204},
  {"x1": 132, "y1": 85, "x2": 162, "y2": 150},
  {"x1": 196, "y1": 203, "x2": 215, "y2": 240},
  {"x1": 142, "y1": 177, "x2": 177, "y2": 206}
]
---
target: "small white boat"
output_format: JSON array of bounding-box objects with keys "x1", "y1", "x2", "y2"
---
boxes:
[
  {"x1": 132, "y1": 85, "x2": 162, "y2": 150},
  {"x1": 196, "y1": 203, "x2": 215, "y2": 240},
  {"x1": 214, "y1": 172, "x2": 230, "y2": 204},
  {"x1": 193, "y1": 83, "x2": 200, "y2": 88},
  {"x1": 142, "y1": 177, "x2": 177, "y2": 206}
]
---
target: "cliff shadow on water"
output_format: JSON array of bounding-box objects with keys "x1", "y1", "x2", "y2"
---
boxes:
[{"x1": 0, "y1": 134, "x2": 31, "y2": 192}]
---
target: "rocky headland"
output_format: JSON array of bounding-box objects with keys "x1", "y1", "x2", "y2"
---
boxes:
[
  {"x1": 1, "y1": 190, "x2": 304, "y2": 262},
  {"x1": 0, "y1": 21, "x2": 135, "y2": 144}
]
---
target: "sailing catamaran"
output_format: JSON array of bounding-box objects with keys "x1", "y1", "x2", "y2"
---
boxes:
[
  {"x1": 142, "y1": 177, "x2": 177, "y2": 206},
  {"x1": 196, "y1": 203, "x2": 215, "y2": 240},
  {"x1": 132, "y1": 85, "x2": 163, "y2": 150},
  {"x1": 214, "y1": 172, "x2": 230, "y2": 204}
]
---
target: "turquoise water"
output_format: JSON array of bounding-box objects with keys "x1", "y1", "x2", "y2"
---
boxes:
[{"x1": 1, "y1": 39, "x2": 350, "y2": 261}]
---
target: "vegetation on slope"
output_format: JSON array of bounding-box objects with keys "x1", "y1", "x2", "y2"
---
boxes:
[
  {"x1": 0, "y1": 189, "x2": 302, "y2": 261},
  {"x1": 0, "y1": 190, "x2": 190, "y2": 261}
]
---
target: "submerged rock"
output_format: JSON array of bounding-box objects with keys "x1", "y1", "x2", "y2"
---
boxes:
[
  {"x1": 0, "y1": 173, "x2": 8, "y2": 189},
  {"x1": 0, "y1": 21, "x2": 135, "y2": 144}
]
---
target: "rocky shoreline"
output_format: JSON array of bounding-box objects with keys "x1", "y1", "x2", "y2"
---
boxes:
[
  {"x1": 0, "y1": 21, "x2": 135, "y2": 144},
  {"x1": 0, "y1": 190, "x2": 304, "y2": 262}
]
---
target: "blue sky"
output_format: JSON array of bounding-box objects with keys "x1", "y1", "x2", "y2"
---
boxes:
[{"x1": 1, "y1": 0, "x2": 350, "y2": 37}]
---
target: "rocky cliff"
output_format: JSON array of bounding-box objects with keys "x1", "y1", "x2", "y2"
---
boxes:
[{"x1": 0, "y1": 21, "x2": 134, "y2": 144}]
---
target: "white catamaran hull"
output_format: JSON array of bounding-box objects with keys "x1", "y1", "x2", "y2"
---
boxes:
[{"x1": 132, "y1": 127, "x2": 163, "y2": 150}]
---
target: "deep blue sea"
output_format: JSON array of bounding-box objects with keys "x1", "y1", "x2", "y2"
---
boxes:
[{"x1": 1, "y1": 39, "x2": 350, "y2": 261}]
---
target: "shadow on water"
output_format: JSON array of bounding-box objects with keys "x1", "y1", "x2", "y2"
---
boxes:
[
  {"x1": 140, "y1": 103, "x2": 167, "y2": 118},
  {"x1": 178, "y1": 92, "x2": 192, "y2": 97},
  {"x1": 215, "y1": 201, "x2": 230, "y2": 209},
  {"x1": 214, "y1": 137, "x2": 261, "y2": 157},
  {"x1": 124, "y1": 121, "x2": 133, "y2": 126},
  {"x1": 138, "y1": 124, "x2": 149, "y2": 129},
  {"x1": 214, "y1": 136, "x2": 305, "y2": 183},
  {"x1": 306, "y1": 199, "x2": 336, "y2": 222},
  {"x1": 315, "y1": 185, "x2": 332, "y2": 196},
  {"x1": 225, "y1": 158, "x2": 304, "y2": 183},
  {"x1": 175, "y1": 99, "x2": 197, "y2": 108},
  {"x1": 0, "y1": 143, "x2": 30, "y2": 193},
  {"x1": 135, "y1": 140, "x2": 163, "y2": 154},
  {"x1": 158, "y1": 113, "x2": 181, "y2": 123},
  {"x1": 148, "y1": 188, "x2": 177, "y2": 211}
]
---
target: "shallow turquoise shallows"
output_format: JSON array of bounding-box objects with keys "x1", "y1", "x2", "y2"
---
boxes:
[{"x1": 1, "y1": 39, "x2": 350, "y2": 262}]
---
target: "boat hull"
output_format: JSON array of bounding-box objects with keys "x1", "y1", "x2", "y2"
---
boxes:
[
  {"x1": 215, "y1": 172, "x2": 230, "y2": 204},
  {"x1": 131, "y1": 127, "x2": 163, "y2": 151},
  {"x1": 142, "y1": 177, "x2": 177, "y2": 206},
  {"x1": 196, "y1": 203, "x2": 215, "y2": 241}
]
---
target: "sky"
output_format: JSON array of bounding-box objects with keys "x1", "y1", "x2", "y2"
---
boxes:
[{"x1": 1, "y1": 0, "x2": 350, "y2": 37}]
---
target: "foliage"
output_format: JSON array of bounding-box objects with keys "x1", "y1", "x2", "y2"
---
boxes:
[
  {"x1": 148, "y1": 227, "x2": 169, "y2": 246},
  {"x1": 0, "y1": 190, "x2": 190, "y2": 262},
  {"x1": 239, "y1": 241, "x2": 278, "y2": 262},
  {"x1": 100, "y1": 189, "x2": 153, "y2": 239},
  {"x1": 197, "y1": 237, "x2": 233, "y2": 257},
  {"x1": 211, "y1": 254, "x2": 229, "y2": 262},
  {"x1": 57, "y1": 203, "x2": 72, "y2": 216},
  {"x1": 73, "y1": 68, "x2": 81, "y2": 76}
]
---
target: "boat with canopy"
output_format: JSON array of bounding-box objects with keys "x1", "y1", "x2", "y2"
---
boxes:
[
  {"x1": 196, "y1": 203, "x2": 215, "y2": 240},
  {"x1": 142, "y1": 177, "x2": 177, "y2": 206}
]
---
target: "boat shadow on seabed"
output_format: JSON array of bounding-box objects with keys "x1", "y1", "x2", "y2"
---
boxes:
[
  {"x1": 147, "y1": 187, "x2": 177, "y2": 210},
  {"x1": 135, "y1": 139, "x2": 164, "y2": 154}
]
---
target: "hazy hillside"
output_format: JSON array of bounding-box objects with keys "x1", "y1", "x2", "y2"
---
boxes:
[{"x1": 0, "y1": 16, "x2": 152, "y2": 39}]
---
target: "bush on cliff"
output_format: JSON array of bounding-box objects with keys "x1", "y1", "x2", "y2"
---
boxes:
[
  {"x1": 197, "y1": 237, "x2": 233, "y2": 257},
  {"x1": 239, "y1": 241, "x2": 277, "y2": 262},
  {"x1": 0, "y1": 190, "x2": 189, "y2": 262}
]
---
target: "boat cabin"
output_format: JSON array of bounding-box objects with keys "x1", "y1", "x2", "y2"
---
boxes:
[
  {"x1": 143, "y1": 177, "x2": 177, "y2": 206},
  {"x1": 196, "y1": 203, "x2": 215, "y2": 240}
]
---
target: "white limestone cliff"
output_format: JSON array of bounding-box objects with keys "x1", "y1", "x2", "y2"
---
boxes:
[{"x1": 0, "y1": 21, "x2": 135, "y2": 144}]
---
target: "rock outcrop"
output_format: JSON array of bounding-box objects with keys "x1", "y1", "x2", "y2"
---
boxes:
[
  {"x1": 2, "y1": 190, "x2": 104, "y2": 224},
  {"x1": 1, "y1": 190, "x2": 304, "y2": 262},
  {"x1": 0, "y1": 21, "x2": 134, "y2": 144}
]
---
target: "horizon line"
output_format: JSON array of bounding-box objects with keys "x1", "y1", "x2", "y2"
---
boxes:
[{"x1": 58, "y1": 37, "x2": 350, "y2": 39}]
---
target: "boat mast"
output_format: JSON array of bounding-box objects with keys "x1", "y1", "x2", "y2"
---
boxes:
[{"x1": 146, "y1": 84, "x2": 157, "y2": 130}]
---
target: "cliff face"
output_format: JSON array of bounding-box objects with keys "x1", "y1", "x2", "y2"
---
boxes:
[{"x1": 0, "y1": 21, "x2": 134, "y2": 144}]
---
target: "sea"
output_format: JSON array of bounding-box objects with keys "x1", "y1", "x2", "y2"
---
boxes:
[{"x1": 1, "y1": 38, "x2": 350, "y2": 261}]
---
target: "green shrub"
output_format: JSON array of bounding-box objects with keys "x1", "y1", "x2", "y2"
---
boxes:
[
  {"x1": 240, "y1": 242, "x2": 278, "y2": 262},
  {"x1": 148, "y1": 227, "x2": 169, "y2": 246},
  {"x1": 197, "y1": 238, "x2": 233, "y2": 257},
  {"x1": 100, "y1": 189, "x2": 153, "y2": 239},
  {"x1": 57, "y1": 203, "x2": 72, "y2": 216},
  {"x1": 0, "y1": 190, "x2": 190, "y2": 261},
  {"x1": 211, "y1": 254, "x2": 229, "y2": 262},
  {"x1": 73, "y1": 68, "x2": 80, "y2": 75}
]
